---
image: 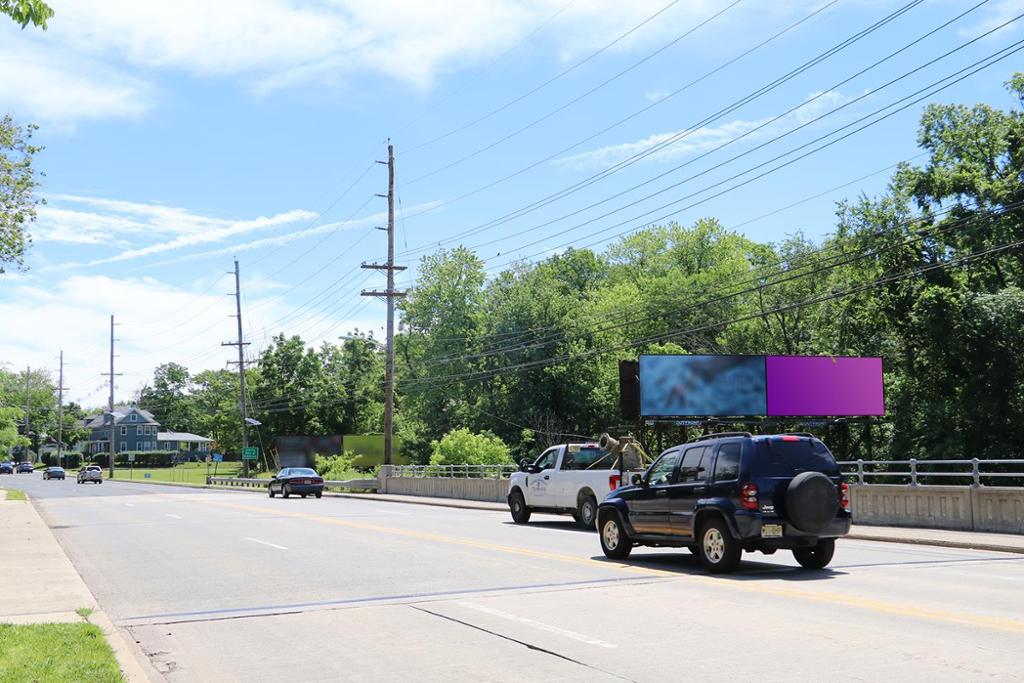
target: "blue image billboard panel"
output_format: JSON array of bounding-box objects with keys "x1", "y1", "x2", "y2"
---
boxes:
[{"x1": 639, "y1": 355, "x2": 767, "y2": 417}]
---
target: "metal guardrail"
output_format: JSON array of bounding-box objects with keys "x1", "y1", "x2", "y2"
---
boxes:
[
  {"x1": 838, "y1": 459, "x2": 1024, "y2": 486},
  {"x1": 207, "y1": 476, "x2": 378, "y2": 490},
  {"x1": 389, "y1": 464, "x2": 517, "y2": 479}
]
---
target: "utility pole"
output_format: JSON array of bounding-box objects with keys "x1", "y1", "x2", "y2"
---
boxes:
[
  {"x1": 108, "y1": 314, "x2": 121, "y2": 479},
  {"x1": 23, "y1": 366, "x2": 30, "y2": 462},
  {"x1": 57, "y1": 350, "x2": 66, "y2": 468},
  {"x1": 361, "y1": 143, "x2": 406, "y2": 466},
  {"x1": 222, "y1": 259, "x2": 251, "y2": 476}
]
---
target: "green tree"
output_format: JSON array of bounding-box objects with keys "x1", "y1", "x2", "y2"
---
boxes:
[
  {"x1": 0, "y1": 115, "x2": 42, "y2": 273},
  {"x1": 139, "y1": 363, "x2": 197, "y2": 432},
  {"x1": 0, "y1": 0, "x2": 53, "y2": 29}
]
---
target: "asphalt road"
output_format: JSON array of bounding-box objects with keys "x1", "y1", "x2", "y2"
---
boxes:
[{"x1": 11, "y1": 472, "x2": 1024, "y2": 682}]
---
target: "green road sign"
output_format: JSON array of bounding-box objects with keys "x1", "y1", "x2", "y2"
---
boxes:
[{"x1": 242, "y1": 447, "x2": 259, "y2": 461}]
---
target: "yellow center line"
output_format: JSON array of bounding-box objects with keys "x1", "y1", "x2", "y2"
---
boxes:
[{"x1": 202, "y1": 498, "x2": 1024, "y2": 635}]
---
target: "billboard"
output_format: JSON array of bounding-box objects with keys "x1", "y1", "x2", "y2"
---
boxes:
[
  {"x1": 639, "y1": 355, "x2": 767, "y2": 417},
  {"x1": 638, "y1": 354, "x2": 884, "y2": 418},
  {"x1": 765, "y1": 355, "x2": 884, "y2": 417}
]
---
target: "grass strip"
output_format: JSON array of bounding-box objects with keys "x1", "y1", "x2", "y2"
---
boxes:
[{"x1": 0, "y1": 622, "x2": 123, "y2": 682}]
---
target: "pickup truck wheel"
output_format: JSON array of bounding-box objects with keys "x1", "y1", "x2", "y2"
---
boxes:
[
  {"x1": 509, "y1": 490, "x2": 531, "y2": 524},
  {"x1": 697, "y1": 518, "x2": 741, "y2": 573},
  {"x1": 599, "y1": 513, "x2": 632, "y2": 559},
  {"x1": 792, "y1": 538, "x2": 835, "y2": 569},
  {"x1": 577, "y1": 495, "x2": 598, "y2": 530}
]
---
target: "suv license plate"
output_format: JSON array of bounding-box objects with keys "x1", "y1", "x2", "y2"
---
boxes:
[{"x1": 761, "y1": 523, "x2": 783, "y2": 538}]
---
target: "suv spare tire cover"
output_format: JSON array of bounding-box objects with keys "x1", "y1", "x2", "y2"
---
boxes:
[{"x1": 785, "y1": 471, "x2": 838, "y2": 533}]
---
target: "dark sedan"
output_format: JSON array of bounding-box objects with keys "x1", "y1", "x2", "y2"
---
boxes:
[
  {"x1": 268, "y1": 467, "x2": 324, "y2": 499},
  {"x1": 43, "y1": 467, "x2": 66, "y2": 480},
  {"x1": 0, "y1": 462, "x2": 13, "y2": 475},
  {"x1": 16, "y1": 462, "x2": 34, "y2": 474}
]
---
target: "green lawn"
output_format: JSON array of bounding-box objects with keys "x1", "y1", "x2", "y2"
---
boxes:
[
  {"x1": 112, "y1": 461, "x2": 243, "y2": 484},
  {"x1": 0, "y1": 622, "x2": 123, "y2": 682},
  {"x1": 0, "y1": 487, "x2": 26, "y2": 501}
]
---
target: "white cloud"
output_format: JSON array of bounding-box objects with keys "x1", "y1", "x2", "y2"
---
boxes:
[
  {"x1": 554, "y1": 89, "x2": 856, "y2": 169},
  {"x1": 34, "y1": 194, "x2": 319, "y2": 269},
  {"x1": 0, "y1": 0, "x2": 730, "y2": 124},
  {"x1": 0, "y1": 37, "x2": 153, "y2": 127},
  {"x1": 151, "y1": 199, "x2": 444, "y2": 266},
  {"x1": 0, "y1": 273, "x2": 381, "y2": 405},
  {"x1": 958, "y1": 0, "x2": 1024, "y2": 37},
  {"x1": 644, "y1": 90, "x2": 670, "y2": 102}
]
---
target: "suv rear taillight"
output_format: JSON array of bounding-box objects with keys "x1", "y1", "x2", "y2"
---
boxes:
[
  {"x1": 609, "y1": 474, "x2": 620, "y2": 491},
  {"x1": 840, "y1": 482, "x2": 850, "y2": 512},
  {"x1": 741, "y1": 483, "x2": 758, "y2": 511}
]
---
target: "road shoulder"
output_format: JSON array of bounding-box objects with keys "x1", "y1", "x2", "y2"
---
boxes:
[{"x1": 0, "y1": 495, "x2": 160, "y2": 681}]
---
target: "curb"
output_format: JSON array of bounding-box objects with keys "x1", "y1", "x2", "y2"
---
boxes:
[
  {"x1": 23, "y1": 497, "x2": 160, "y2": 682},
  {"x1": 332, "y1": 492, "x2": 506, "y2": 513},
  {"x1": 847, "y1": 532, "x2": 1024, "y2": 555}
]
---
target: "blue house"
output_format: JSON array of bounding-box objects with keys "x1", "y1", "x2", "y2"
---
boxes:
[{"x1": 83, "y1": 405, "x2": 161, "y2": 455}]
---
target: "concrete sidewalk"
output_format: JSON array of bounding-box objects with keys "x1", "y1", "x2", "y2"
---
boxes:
[
  {"x1": 0, "y1": 493, "x2": 157, "y2": 682},
  {"x1": 331, "y1": 491, "x2": 1024, "y2": 554}
]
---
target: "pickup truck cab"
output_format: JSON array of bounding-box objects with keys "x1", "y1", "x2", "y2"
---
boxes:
[{"x1": 507, "y1": 442, "x2": 648, "y2": 529}]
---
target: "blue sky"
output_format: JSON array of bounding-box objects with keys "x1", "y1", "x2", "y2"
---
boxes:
[{"x1": 1, "y1": 0, "x2": 1022, "y2": 406}]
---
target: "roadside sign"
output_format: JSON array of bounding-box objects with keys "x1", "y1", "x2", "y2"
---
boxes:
[
  {"x1": 144, "y1": 473, "x2": 152, "y2": 479},
  {"x1": 127, "y1": 453, "x2": 136, "y2": 463},
  {"x1": 213, "y1": 453, "x2": 223, "y2": 463},
  {"x1": 242, "y1": 447, "x2": 258, "y2": 461}
]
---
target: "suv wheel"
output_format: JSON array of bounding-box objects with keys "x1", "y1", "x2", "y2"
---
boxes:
[
  {"x1": 509, "y1": 490, "x2": 531, "y2": 524},
  {"x1": 697, "y1": 518, "x2": 741, "y2": 573},
  {"x1": 576, "y1": 494, "x2": 598, "y2": 530},
  {"x1": 599, "y1": 513, "x2": 632, "y2": 559},
  {"x1": 792, "y1": 538, "x2": 835, "y2": 569}
]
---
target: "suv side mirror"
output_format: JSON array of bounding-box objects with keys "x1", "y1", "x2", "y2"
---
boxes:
[{"x1": 630, "y1": 473, "x2": 643, "y2": 486}]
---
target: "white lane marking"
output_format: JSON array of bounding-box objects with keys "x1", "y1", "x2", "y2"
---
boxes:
[
  {"x1": 458, "y1": 602, "x2": 616, "y2": 648},
  {"x1": 165, "y1": 513, "x2": 183, "y2": 520},
  {"x1": 245, "y1": 537, "x2": 288, "y2": 550}
]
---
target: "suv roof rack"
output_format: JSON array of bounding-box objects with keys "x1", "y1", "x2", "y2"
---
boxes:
[{"x1": 686, "y1": 431, "x2": 753, "y2": 444}]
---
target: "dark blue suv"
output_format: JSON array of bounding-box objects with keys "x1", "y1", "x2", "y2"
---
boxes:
[{"x1": 596, "y1": 433, "x2": 851, "y2": 573}]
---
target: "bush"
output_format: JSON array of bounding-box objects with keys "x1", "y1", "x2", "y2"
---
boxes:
[
  {"x1": 429, "y1": 428, "x2": 512, "y2": 467},
  {"x1": 314, "y1": 451, "x2": 375, "y2": 480}
]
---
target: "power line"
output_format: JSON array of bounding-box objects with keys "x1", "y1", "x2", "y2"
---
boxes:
[
  {"x1": 393, "y1": 0, "x2": 927, "y2": 258},
  {"x1": 404, "y1": 0, "x2": 746, "y2": 185},
  {"x1": 480, "y1": 26, "x2": 1024, "y2": 272},
  {"x1": 402, "y1": 0, "x2": 683, "y2": 154}
]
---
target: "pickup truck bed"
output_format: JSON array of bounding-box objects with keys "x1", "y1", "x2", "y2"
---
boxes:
[{"x1": 507, "y1": 443, "x2": 646, "y2": 530}]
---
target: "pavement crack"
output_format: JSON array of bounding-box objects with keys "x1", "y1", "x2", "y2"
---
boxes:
[{"x1": 409, "y1": 605, "x2": 636, "y2": 682}]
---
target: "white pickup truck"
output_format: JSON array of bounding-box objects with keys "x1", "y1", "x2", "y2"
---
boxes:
[{"x1": 507, "y1": 439, "x2": 650, "y2": 529}]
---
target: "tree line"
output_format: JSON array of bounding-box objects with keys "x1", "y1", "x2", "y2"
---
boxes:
[{"x1": 4, "y1": 73, "x2": 1022, "y2": 465}]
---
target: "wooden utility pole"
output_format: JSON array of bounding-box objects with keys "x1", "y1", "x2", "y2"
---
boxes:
[
  {"x1": 222, "y1": 259, "x2": 251, "y2": 476},
  {"x1": 108, "y1": 314, "x2": 121, "y2": 478},
  {"x1": 57, "y1": 350, "x2": 66, "y2": 468},
  {"x1": 361, "y1": 143, "x2": 406, "y2": 466},
  {"x1": 23, "y1": 366, "x2": 30, "y2": 461}
]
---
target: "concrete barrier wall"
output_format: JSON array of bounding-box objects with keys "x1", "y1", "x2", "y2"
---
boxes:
[
  {"x1": 850, "y1": 484, "x2": 1024, "y2": 534},
  {"x1": 380, "y1": 475, "x2": 507, "y2": 503},
  {"x1": 972, "y1": 487, "x2": 1024, "y2": 534}
]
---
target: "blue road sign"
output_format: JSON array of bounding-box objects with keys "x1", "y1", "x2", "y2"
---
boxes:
[
  {"x1": 144, "y1": 472, "x2": 152, "y2": 479},
  {"x1": 213, "y1": 453, "x2": 223, "y2": 462}
]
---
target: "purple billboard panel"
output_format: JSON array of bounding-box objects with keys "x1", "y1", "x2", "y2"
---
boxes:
[{"x1": 766, "y1": 356, "x2": 884, "y2": 417}]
